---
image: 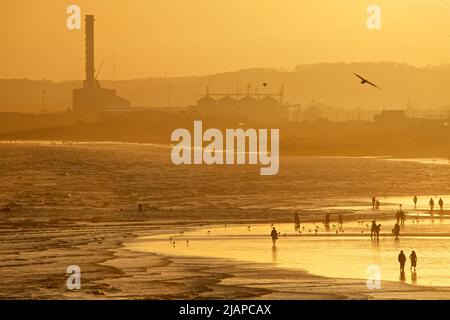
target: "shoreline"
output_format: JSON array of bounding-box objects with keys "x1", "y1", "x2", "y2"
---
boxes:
[
  {"x1": 1, "y1": 139, "x2": 450, "y2": 161},
  {"x1": 118, "y1": 220, "x2": 450, "y2": 299},
  {"x1": 3, "y1": 212, "x2": 450, "y2": 299}
]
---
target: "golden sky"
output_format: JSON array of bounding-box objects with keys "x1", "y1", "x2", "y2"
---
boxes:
[{"x1": 1, "y1": 0, "x2": 450, "y2": 80}]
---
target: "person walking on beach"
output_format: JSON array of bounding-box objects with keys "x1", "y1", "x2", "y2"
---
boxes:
[
  {"x1": 393, "y1": 222, "x2": 401, "y2": 240},
  {"x1": 271, "y1": 227, "x2": 279, "y2": 247},
  {"x1": 371, "y1": 220, "x2": 377, "y2": 239},
  {"x1": 429, "y1": 197, "x2": 435, "y2": 213},
  {"x1": 375, "y1": 224, "x2": 381, "y2": 240},
  {"x1": 294, "y1": 212, "x2": 300, "y2": 229},
  {"x1": 338, "y1": 214, "x2": 343, "y2": 227},
  {"x1": 399, "y1": 205, "x2": 405, "y2": 226},
  {"x1": 439, "y1": 198, "x2": 444, "y2": 213},
  {"x1": 398, "y1": 250, "x2": 406, "y2": 272},
  {"x1": 413, "y1": 195, "x2": 418, "y2": 209},
  {"x1": 409, "y1": 250, "x2": 417, "y2": 271},
  {"x1": 325, "y1": 213, "x2": 330, "y2": 227},
  {"x1": 372, "y1": 196, "x2": 376, "y2": 209},
  {"x1": 375, "y1": 199, "x2": 381, "y2": 210}
]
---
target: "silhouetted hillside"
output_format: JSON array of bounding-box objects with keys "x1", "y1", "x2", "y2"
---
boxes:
[{"x1": 2, "y1": 62, "x2": 450, "y2": 113}]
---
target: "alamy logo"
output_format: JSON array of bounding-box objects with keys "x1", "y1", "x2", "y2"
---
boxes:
[
  {"x1": 66, "y1": 265, "x2": 81, "y2": 290},
  {"x1": 366, "y1": 265, "x2": 381, "y2": 289},
  {"x1": 66, "y1": 4, "x2": 81, "y2": 30},
  {"x1": 170, "y1": 121, "x2": 279, "y2": 175},
  {"x1": 366, "y1": 5, "x2": 381, "y2": 30}
]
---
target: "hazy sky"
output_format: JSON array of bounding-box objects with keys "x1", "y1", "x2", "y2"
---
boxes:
[{"x1": 1, "y1": 0, "x2": 450, "y2": 80}]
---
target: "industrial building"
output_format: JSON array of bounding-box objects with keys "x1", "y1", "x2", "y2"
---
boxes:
[
  {"x1": 192, "y1": 85, "x2": 288, "y2": 123},
  {"x1": 72, "y1": 15, "x2": 129, "y2": 118},
  {"x1": 374, "y1": 109, "x2": 407, "y2": 123}
]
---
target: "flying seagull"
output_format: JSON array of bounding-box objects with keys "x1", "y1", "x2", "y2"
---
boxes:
[{"x1": 353, "y1": 72, "x2": 381, "y2": 89}]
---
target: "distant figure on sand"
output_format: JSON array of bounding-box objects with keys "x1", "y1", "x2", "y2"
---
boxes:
[
  {"x1": 375, "y1": 224, "x2": 381, "y2": 240},
  {"x1": 393, "y1": 222, "x2": 401, "y2": 239},
  {"x1": 372, "y1": 196, "x2": 376, "y2": 209},
  {"x1": 271, "y1": 227, "x2": 279, "y2": 246},
  {"x1": 325, "y1": 213, "x2": 330, "y2": 227},
  {"x1": 398, "y1": 250, "x2": 406, "y2": 272},
  {"x1": 338, "y1": 214, "x2": 343, "y2": 227},
  {"x1": 370, "y1": 220, "x2": 377, "y2": 239},
  {"x1": 398, "y1": 205, "x2": 405, "y2": 226},
  {"x1": 294, "y1": 212, "x2": 300, "y2": 229},
  {"x1": 375, "y1": 200, "x2": 381, "y2": 210},
  {"x1": 413, "y1": 195, "x2": 418, "y2": 209},
  {"x1": 439, "y1": 198, "x2": 444, "y2": 212},
  {"x1": 409, "y1": 250, "x2": 417, "y2": 271},
  {"x1": 429, "y1": 197, "x2": 435, "y2": 213}
]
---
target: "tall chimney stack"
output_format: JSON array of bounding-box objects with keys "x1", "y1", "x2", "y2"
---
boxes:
[{"x1": 84, "y1": 15, "x2": 95, "y2": 89}]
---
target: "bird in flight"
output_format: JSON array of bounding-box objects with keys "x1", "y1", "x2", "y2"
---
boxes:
[
  {"x1": 353, "y1": 72, "x2": 381, "y2": 89},
  {"x1": 262, "y1": 83, "x2": 268, "y2": 87}
]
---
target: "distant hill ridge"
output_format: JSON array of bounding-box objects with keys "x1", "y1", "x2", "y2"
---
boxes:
[{"x1": 2, "y1": 62, "x2": 450, "y2": 113}]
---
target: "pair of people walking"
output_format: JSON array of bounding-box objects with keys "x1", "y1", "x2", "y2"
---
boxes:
[
  {"x1": 398, "y1": 250, "x2": 417, "y2": 272},
  {"x1": 429, "y1": 197, "x2": 444, "y2": 212},
  {"x1": 396, "y1": 205, "x2": 405, "y2": 226},
  {"x1": 370, "y1": 220, "x2": 381, "y2": 240},
  {"x1": 372, "y1": 196, "x2": 381, "y2": 210}
]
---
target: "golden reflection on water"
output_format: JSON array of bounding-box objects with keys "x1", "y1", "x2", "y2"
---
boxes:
[{"x1": 127, "y1": 218, "x2": 450, "y2": 287}]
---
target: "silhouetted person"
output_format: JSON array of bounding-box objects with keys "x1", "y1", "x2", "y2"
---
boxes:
[
  {"x1": 375, "y1": 200, "x2": 381, "y2": 210},
  {"x1": 413, "y1": 195, "x2": 418, "y2": 209},
  {"x1": 439, "y1": 198, "x2": 444, "y2": 212},
  {"x1": 398, "y1": 205, "x2": 405, "y2": 226},
  {"x1": 271, "y1": 227, "x2": 278, "y2": 247},
  {"x1": 372, "y1": 196, "x2": 376, "y2": 209},
  {"x1": 375, "y1": 224, "x2": 381, "y2": 240},
  {"x1": 393, "y1": 222, "x2": 400, "y2": 239},
  {"x1": 294, "y1": 212, "x2": 300, "y2": 229},
  {"x1": 398, "y1": 250, "x2": 406, "y2": 272},
  {"x1": 370, "y1": 220, "x2": 377, "y2": 239},
  {"x1": 138, "y1": 203, "x2": 143, "y2": 212},
  {"x1": 338, "y1": 214, "x2": 343, "y2": 227},
  {"x1": 429, "y1": 197, "x2": 434, "y2": 213},
  {"x1": 409, "y1": 250, "x2": 417, "y2": 271},
  {"x1": 325, "y1": 213, "x2": 330, "y2": 227}
]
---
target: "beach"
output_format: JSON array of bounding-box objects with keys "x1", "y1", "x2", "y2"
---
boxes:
[
  {"x1": 3, "y1": 217, "x2": 450, "y2": 299},
  {"x1": 2, "y1": 142, "x2": 450, "y2": 299}
]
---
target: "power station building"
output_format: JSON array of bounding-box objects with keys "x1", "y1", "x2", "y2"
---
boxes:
[
  {"x1": 73, "y1": 15, "x2": 129, "y2": 117},
  {"x1": 193, "y1": 85, "x2": 288, "y2": 122}
]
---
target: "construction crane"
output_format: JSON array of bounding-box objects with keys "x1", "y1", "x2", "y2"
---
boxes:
[{"x1": 94, "y1": 59, "x2": 105, "y2": 81}]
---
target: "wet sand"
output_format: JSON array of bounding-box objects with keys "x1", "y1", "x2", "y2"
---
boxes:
[
  {"x1": 3, "y1": 211, "x2": 450, "y2": 299},
  {"x1": 2, "y1": 143, "x2": 450, "y2": 299},
  {"x1": 128, "y1": 216, "x2": 450, "y2": 286}
]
